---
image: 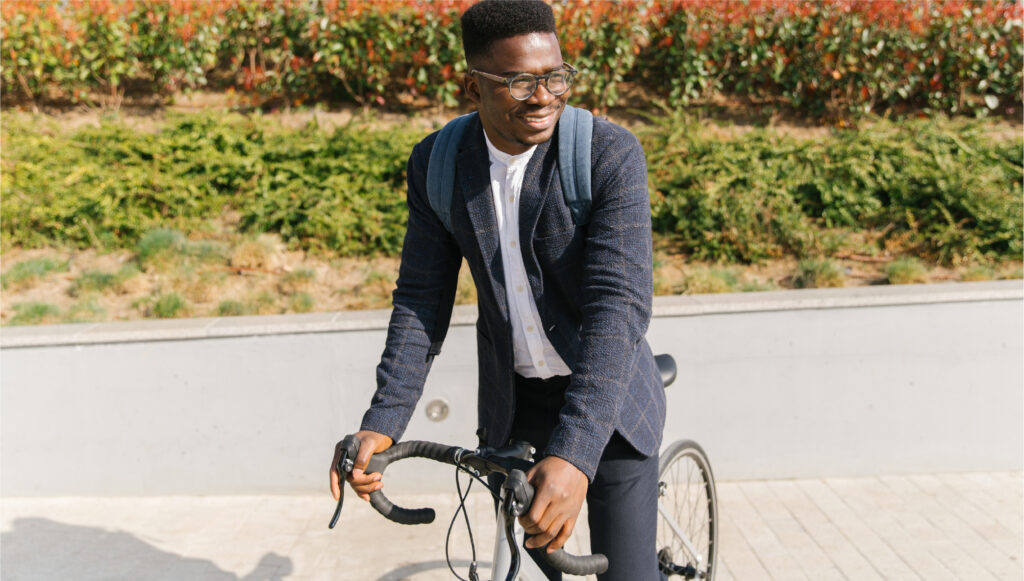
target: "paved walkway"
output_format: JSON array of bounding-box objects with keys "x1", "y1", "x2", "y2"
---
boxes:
[{"x1": 2, "y1": 472, "x2": 1020, "y2": 580}]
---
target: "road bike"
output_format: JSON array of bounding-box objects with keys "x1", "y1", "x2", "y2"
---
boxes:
[{"x1": 330, "y1": 354, "x2": 717, "y2": 580}]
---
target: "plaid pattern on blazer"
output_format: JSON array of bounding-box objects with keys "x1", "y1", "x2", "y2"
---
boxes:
[{"x1": 360, "y1": 113, "x2": 665, "y2": 480}]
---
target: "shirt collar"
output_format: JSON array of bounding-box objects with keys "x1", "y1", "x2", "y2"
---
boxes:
[{"x1": 483, "y1": 128, "x2": 536, "y2": 169}]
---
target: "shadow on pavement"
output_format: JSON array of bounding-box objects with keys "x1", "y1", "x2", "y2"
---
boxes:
[{"x1": 1, "y1": 518, "x2": 293, "y2": 581}]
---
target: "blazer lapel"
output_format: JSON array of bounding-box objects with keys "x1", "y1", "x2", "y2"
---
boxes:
[
  {"x1": 517, "y1": 137, "x2": 555, "y2": 250},
  {"x1": 456, "y1": 120, "x2": 508, "y2": 322},
  {"x1": 518, "y1": 137, "x2": 555, "y2": 309}
]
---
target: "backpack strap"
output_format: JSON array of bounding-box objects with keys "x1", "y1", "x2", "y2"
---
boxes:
[
  {"x1": 557, "y1": 105, "x2": 594, "y2": 226},
  {"x1": 426, "y1": 113, "x2": 475, "y2": 233}
]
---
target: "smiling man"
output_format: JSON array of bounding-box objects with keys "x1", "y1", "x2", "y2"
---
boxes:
[{"x1": 331, "y1": 1, "x2": 666, "y2": 579}]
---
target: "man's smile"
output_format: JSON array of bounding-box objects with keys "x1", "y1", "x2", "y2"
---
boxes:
[{"x1": 518, "y1": 106, "x2": 561, "y2": 130}]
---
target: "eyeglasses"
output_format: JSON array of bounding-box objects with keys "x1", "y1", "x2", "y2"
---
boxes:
[{"x1": 470, "y1": 63, "x2": 578, "y2": 101}]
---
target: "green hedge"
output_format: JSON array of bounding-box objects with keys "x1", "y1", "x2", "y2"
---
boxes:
[
  {"x1": 2, "y1": 0, "x2": 1021, "y2": 117},
  {"x1": 3, "y1": 113, "x2": 1020, "y2": 264},
  {"x1": 1, "y1": 114, "x2": 418, "y2": 255},
  {"x1": 641, "y1": 113, "x2": 1023, "y2": 263}
]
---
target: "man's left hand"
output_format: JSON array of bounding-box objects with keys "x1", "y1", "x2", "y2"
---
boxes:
[{"x1": 520, "y1": 455, "x2": 589, "y2": 552}]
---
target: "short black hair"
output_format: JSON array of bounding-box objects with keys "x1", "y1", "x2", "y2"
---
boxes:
[{"x1": 460, "y1": 0, "x2": 557, "y2": 64}]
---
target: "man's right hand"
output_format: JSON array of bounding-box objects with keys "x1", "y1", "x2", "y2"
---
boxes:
[{"x1": 330, "y1": 430, "x2": 393, "y2": 502}]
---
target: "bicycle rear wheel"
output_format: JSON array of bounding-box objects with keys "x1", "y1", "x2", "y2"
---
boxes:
[{"x1": 656, "y1": 440, "x2": 717, "y2": 580}]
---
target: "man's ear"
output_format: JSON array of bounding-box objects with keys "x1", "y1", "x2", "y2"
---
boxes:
[{"x1": 463, "y1": 73, "x2": 481, "y2": 105}]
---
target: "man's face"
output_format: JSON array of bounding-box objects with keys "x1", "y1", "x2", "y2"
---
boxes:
[{"x1": 464, "y1": 32, "x2": 567, "y2": 156}]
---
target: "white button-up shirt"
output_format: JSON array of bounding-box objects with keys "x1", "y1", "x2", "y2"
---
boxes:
[{"x1": 483, "y1": 131, "x2": 571, "y2": 379}]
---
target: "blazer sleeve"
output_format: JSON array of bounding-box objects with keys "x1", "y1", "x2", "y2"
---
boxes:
[
  {"x1": 359, "y1": 135, "x2": 463, "y2": 442},
  {"x1": 545, "y1": 123, "x2": 654, "y2": 479}
]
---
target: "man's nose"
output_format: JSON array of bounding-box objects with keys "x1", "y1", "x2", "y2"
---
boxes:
[{"x1": 526, "y1": 81, "x2": 557, "y2": 106}]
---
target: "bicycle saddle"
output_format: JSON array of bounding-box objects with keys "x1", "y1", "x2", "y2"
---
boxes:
[{"x1": 655, "y1": 353, "x2": 677, "y2": 388}]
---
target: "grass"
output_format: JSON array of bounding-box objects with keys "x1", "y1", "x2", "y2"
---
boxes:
[
  {"x1": 289, "y1": 292, "x2": 315, "y2": 313},
  {"x1": 217, "y1": 300, "x2": 248, "y2": 317},
  {"x1": 151, "y1": 293, "x2": 187, "y2": 318},
  {"x1": 70, "y1": 265, "x2": 140, "y2": 296},
  {"x1": 279, "y1": 268, "x2": 316, "y2": 294},
  {"x1": 63, "y1": 297, "x2": 107, "y2": 323},
  {"x1": 1, "y1": 257, "x2": 68, "y2": 290},
  {"x1": 249, "y1": 291, "x2": 278, "y2": 315},
  {"x1": 680, "y1": 267, "x2": 739, "y2": 294},
  {"x1": 231, "y1": 239, "x2": 273, "y2": 269},
  {"x1": 136, "y1": 229, "x2": 187, "y2": 269},
  {"x1": 9, "y1": 302, "x2": 60, "y2": 325},
  {"x1": 793, "y1": 259, "x2": 846, "y2": 289},
  {"x1": 886, "y1": 257, "x2": 929, "y2": 285},
  {"x1": 960, "y1": 264, "x2": 996, "y2": 282}
]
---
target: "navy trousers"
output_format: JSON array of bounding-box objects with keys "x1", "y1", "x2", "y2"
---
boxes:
[{"x1": 509, "y1": 374, "x2": 662, "y2": 581}]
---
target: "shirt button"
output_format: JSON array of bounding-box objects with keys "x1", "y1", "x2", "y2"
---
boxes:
[
  {"x1": 516, "y1": 285, "x2": 524, "y2": 293},
  {"x1": 538, "y1": 360, "x2": 545, "y2": 367},
  {"x1": 508, "y1": 196, "x2": 515, "y2": 203},
  {"x1": 527, "y1": 325, "x2": 534, "y2": 332},
  {"x1": 510, "y1": 241, "x2": 517, "y2": 248}
]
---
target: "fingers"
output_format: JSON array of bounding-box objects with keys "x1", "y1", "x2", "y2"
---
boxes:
[
  {"x1": 353, "y1": 443, "x2": 376, "y2": 472},
  {"x1": 347, "y1": 468, "x2": 383, "y2": 501},
  {"x1": 329, "y1": 446, "x2": 343, "y2": 501},
  {"x1": 547, "y1": 519, "x2": 575, "y2": 552},
  {"x1": 523, "y1": 513, "x2": 575, "y2": 552},
  {"x1": 330, "y1": 465, "x2": 341, "y2": 501},
  {"x1": 520, "y1": 488, "x2": 575, "y2": 551}
]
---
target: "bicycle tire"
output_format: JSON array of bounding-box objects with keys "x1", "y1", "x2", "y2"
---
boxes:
[{"x1": 656, "y1": 439, "x2": 718, "y2": 580}]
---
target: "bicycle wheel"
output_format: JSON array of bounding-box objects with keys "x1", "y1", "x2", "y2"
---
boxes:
[{"x1": 656, "y1": 439, "x2": 718, "y2": 580}]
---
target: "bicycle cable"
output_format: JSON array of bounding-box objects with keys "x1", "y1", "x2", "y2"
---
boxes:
[
  {"x1": 446, "y1": 464, "x2": 477, "y2": 581},
  {"x1": 445, "y1": 458, "x2": 506, "y2": 581}
]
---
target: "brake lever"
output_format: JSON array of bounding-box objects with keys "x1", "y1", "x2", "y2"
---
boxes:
[{"x1": 328, "y1": 434, "x2": 360, "y2": 529}]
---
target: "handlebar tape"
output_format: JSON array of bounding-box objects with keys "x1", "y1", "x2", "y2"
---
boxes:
[
  {"x1": 362, "y1": 441, "x2": 460, "y2": 526},
  {"x1": 543, "y1": 549, "x2": 610, "y2": 576}
]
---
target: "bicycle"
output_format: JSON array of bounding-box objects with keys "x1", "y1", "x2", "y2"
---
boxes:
[{"x1": 329, "y1": 354, "x2": 718, "y2": 581}]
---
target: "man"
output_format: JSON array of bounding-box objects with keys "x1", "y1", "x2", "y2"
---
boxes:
[{"x1": 329, "y1": 1, "x2": 666, "y2": 578}]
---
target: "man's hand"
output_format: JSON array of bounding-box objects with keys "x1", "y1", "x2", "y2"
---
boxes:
[
  {"x1": 520, "y1": 456, "x2": 589, "y2": 552},
  {"x1": 330, "y1": 430, "x2": 393, "y2": 502}
]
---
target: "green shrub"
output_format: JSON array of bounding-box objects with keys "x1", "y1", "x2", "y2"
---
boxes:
[
  {"x1": 3, "y1": 114, "x2": 1020, "y2": 269},
  {"x1": 642, "y1": 116, "x2": 1023, "y2": 264},
  {"x1": 793, "y1": 259, "x2": 845, "y2": 289}
]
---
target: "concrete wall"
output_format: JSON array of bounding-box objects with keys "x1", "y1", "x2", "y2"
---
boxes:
[{"x1": 2, "y1": 281, "x2": 1021, "y2": 496}]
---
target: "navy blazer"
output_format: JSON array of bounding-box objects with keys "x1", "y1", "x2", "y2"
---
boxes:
[{"x1": 360, "y1": 113, "x2": 665, "y2": 480}]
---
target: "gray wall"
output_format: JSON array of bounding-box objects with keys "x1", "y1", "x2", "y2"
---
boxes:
[{"x1": 2, "y1": 281, "x2": 1021, "y2": 496}]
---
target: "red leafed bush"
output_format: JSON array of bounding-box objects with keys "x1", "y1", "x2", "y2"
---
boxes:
[{"x1": 2, "y1": 0, "x2": 1020, "y2": 117}]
